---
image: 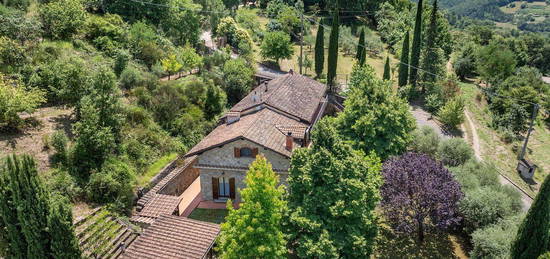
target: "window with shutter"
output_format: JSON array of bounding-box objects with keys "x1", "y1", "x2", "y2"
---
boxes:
[
  {"x1": 229, "y1": 178, "x2": 236, "y2": 200},
  {"x1": 252, "y1": 148, "x2": 258, "y2": 157},
  {"x1": 240, "y1": 147, "x2": 253, "y2": 157},
  {"x1": 234, "y1": 147, "x2": 240, "y2": 157}
]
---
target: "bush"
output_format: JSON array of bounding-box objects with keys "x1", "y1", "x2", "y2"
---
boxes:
[
  {"x1": 540, "y1": 252, "x2": 550, "y2": 259},
  {"x1": 45, "y1": 169, "x2": 82, "y2": 201},
  {"x1": 425, "y1": 93, "x2": 443, "y2": 113},
  {"x1": 39, "y1": 0, "x2": 86, "y2": 40},
  {"x1": 460, "y1": 186, "x2": 522, "y2": 233},
  {"x1": 438, "y1": 97, "x2": 465, "y2": 128},
  {"x1": 119, "y1": 66, "x2": 143, "y2": 89},
  {"x1": 470, "y1": 215, "x2": 523, "y2": 259},
  {"x1": 51, "y1": 130, "x2": 69, "y2": 165},
  {"x1": 410, "y1": 126, "x2": 440, "y2": 157},
  {"x1": 450, "y1": 159, "x2": 500, "y2": 191},
  {"x1": 86, "y1": 158, "x2": 136, "y2": 213},
  {"x1": 114, "y1": 49, "x2": 131, "y2": 76},
  {"x1": 437, "y1": 138, "x2": 473, "y2": 166}
]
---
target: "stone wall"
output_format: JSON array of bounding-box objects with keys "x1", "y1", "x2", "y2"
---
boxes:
[
  {"x1": 158, "y1": 159, "x2": 200, "y2": 196},
  {"x1": 197, "y1": 139, "x2": 290, "y2": 171}
]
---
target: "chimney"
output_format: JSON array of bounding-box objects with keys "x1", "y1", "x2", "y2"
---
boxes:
[
  {"x1": 289, "y1": 69, "x2": 294, "y2": 75},
  {"x1": 251, "y1": 90, "x2": 259, "y2": 102},
  {"x1": 285, "y1": 132, "x2": 293, "y2": 151},
  {"x1": 264, "y1": 81, "x2": 268, "y2": 92},
  {"x1": 226, "y1": 112, "x2": 240, "y2": 125}
]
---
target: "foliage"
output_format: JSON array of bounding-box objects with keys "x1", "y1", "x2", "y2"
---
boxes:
[
  {"x1": 511, "y1": 175, "x2": 550, "y2": 259},
  {"x1": 327, "y1": 10, "x2": 339, "y2": 87},
  {"x1": 86, "y1": 157, "x2": 136, "y2": 213},
  {"x1": 222, "y1": 58, "x2": 254, "y2": 105},
  {"x1": 260, "y1": 31, "x2": 293, "y2": 62},
  {"x1": 0, "y1": 10, "x2": 42, "y2": 43},
  {"x1": 128, "y1": 21, "x2": 167, "y2": 68},
  {"x1": 438, "y1": 97, "x2": 465, "y2": 128},
  {"x1": 0, "y1": 36, "x2": 26, "y2": 73},
  {"x1": 314, "y1": 24, "x2": 324, "y2": 78},
  {"x1": 39, "y1": 0, "x2": 87, "y2": 40},
  {"x1": 398, "y1": 31, "x2": 410, "y2": 86},
  {"x1": 276, "y1": 4, "x2": 301, "y2": 37},
  {"x1": 178, "y1": 43, "x2": 203, "y2": 72},
  {"x1": 286, "y1": 118, "x2": 382, "y2": 258},
  {"x1": 381, "y1": 152, "x2": 463, "y2": 242},
  {"x1": 114, "y1": 49, "x2": 131, "y2": 77},
  {"x1": 471, "y1": 215, "x2": 523, "y2": 259},
  {"x1": 218, "y1": 155, "x2": 287, "y2": 259},
  {"x1": 410, "y1": 125, "x2": 441, "y2": 157},
  {"x1": 44, "y1": 169, "x2": 82, "y2": 201},
  {"x1": 375, "y1": 2, "x2": 413, "y2": 48},
  {"x1": 453, "y1": 42, "x2": 478, "y2": 80},
  {"x1": 161, "y1": 54, "x2": 183, "y2": 78},
  {"x1": 51, "y1": 130, "x2": 69, "y2": 166},
  {"x1": 161, "y1": 0, "x2": 201, "y2": 45},
  {"x1": 216, "y1": 17, "x2": 253, "y2": 54},
  {"x1": 383, "y1": 56, "x2": 391, "y2": 80},
  {"x1": 437, "y1": 138, "x2": 473, "y2": 167},
  {"x1": 339, "y1": 26, "x2": 356, "y2": 56},
  {"x1": 204, "y1": 83, "x2": 227, "y2": 120},
  {"x1": 83, "y1": 14, "x2": 128, "y2": 55},
  {"x1": 105, "y1": 0, "x2": 170, "y2": 25},
  {"x1": 459, "y1": 186, "x2": 522, "y2": 233},
  {"x1": 476, "y1": 41, "x2": 517, "y2": 85},
  {"x1": 449, "y1": 159, "x2": 500, "y2": 191},
  {"x1": 0, "y1": 75, "x2": 46, "y2": 129},
  {"x1": 47, "y1": 195, "x2": 82, "y2": 259},
  {"x1": 337, "y1": 65, "x2": 416, "y2": 160},
  {"x1": 356, "y1": 28, "x2": 366, "y2": 66},
  {"x1": 409, "y1": 0, "x2": 424, "y2": 87}
]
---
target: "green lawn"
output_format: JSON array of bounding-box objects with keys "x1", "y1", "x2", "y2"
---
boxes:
[
  {"x1": 188, "y1": 208, "x2": 228, "y2": 224},
  {"x1": 136, "y1": 153, "x2": 178, "y2": 187},
  {"x1": 460, "y1": 82, "x2": 550, "y2": 195}
]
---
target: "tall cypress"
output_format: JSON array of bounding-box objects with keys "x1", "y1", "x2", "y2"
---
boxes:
[
  {"x1": 327, "y1": 8, "x2": 339, "y2": 89},
  {"x1": 409, "y1": 0, "x2": 423, "y2": 87},
  {"x1": 314, "y1": 23, "x2": 325, "y2": 78},
  {"x1": 383, "y1": 56, "x2": 391, "y2": 80},
  {"x1": 356, "y1": 28, "x2": 366, "y2": 66},
  {"x1": 9, "y1": 155, "x2": 51, "y2": 259},
  {"x1": 48, "y1": 195, "x2": 82, "y2": 259},
  {"x1": 511, "y1": 175, "x2": 550, "y2": 259},
  {"x1": 420, "y1": 0, "x2": 441, "y2": 86},
  {"x1": 0, "y1": 159, "x2": 28, "y2": 259},
  {"x1": 398, "y1": 31, "x2": 410, "y2": 86}
]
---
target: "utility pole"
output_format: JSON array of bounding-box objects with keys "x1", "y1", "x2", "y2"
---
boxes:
[
  {"x1": 299, "y1": 12, "x2": 304, "y2": 75},
  {"x1": 519, "y1": 103, "x2": 539, "y2": 160}
]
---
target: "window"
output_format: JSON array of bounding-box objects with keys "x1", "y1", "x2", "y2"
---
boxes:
[
  {"x1": 240, "y1": 147, "x2": 253, "y2": 157},
  {"x1": 218, "y1": 177, "x2": 231, "y2": 198}
]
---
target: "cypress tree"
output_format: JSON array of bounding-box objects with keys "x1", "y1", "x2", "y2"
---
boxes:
[
  {"x1": 0, "y1": 159, "x2": 28, "y2": 259},
  {"x1": 383, "y1": 56, "x2": 391, "y2": 80},
  {"x1": 420, "y1": 0, "x2": 442, "y2": 86},
  {"x1": 327, "y1": 8, "x2": 339, "y2": 89},
  {"x1": 48, "y1": 195, "x2": 82, "y2": 259},
  {"x1": 398, "y1": 31, "x2": 410, "y2": 87},
  {"x1": 356, "y1": 28, "x2": 366, "y2": 66},
  {"x1": 511, "y1": 175, "x2": 550, "y2": 259},
  {"x1": 8, "y1": 155, "x2": 51, "y2": 259},
  {"x1": 314, "y1": 23, "x2": 325, "y2": 78},
  {"x1": 409, "y1": 0, "x2": 423, "y2": 87}
]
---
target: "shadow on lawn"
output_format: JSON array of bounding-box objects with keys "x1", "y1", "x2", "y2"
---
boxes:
[{"x1": 375, "y1": 225, "x2": 465, "y2": 259}]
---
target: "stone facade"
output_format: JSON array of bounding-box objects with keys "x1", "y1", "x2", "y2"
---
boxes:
[
  {"x1": 197, "y1": 139, "x2": 290, "y2": 202},
  {"x1": 158, "y1": 159, "x2": 200, "y2": 196}
]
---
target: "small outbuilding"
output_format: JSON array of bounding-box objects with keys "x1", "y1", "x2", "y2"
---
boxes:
[{"x1": 121, "y1": 215, "x2": 220, "y2": 259}]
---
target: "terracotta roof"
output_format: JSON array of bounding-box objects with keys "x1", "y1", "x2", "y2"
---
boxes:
[
  {"x1": 138, "y1": 194, "x2": 180, "y2": 218},
  {"x1": 186, "y1": 108, "x2": 308, "y2": 158},
  {"x1": 122, "y1": 215, "x2": 220, "y2": 259},
  {"x1": 230, "y1": 74, "x2": 327, "y2": 123}
]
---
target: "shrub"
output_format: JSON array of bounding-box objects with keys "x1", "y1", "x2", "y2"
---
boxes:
[
  {"x1": 437, "y1": 138, "x2": 473, "y2": 167},
  {"x1": 114, "y1": 49, "x2": 131, "y2": 76},
  {"x1": 460, "y1": 186, "x2": 522, "y2": 233},
  {"x1": 410, "y1": 126, "x2": 440, "y2": 157},
  {"x1": 471, "y1": 215, "x2": 523, "y2": 259},
  {"x1": 39, "y1": 0, "x2": 86, "y2": 40},
  {"x1": 540, "y1": 252, "x2": 550, "y2": 259},
  {"x1": 86, "y1": 158, "x2": 135, "y2": 213},
  {"x1": 438, "y1": 97, "x2": 465, "y2": 128},
  {"x1": 425, "y1": 93, "x2": 443, "y2": 113},
  {"x1": 51, "y1": 130, "x2": 69, "y2": 165},
  {"x1": 45, "y1": 169, "x2": 82, "y2": 201},
  {"x1": 450, "y1": 159, "x2": 500, "y2": 191},
  {"x1": 119, "y1": 66, "x2": 143, "y2": 90}
]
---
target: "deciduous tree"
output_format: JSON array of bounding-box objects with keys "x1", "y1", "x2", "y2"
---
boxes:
[
  {"x1": 218, "y1": 155, "x2": 287, "y2": 259},
  {"x1": 337, "y1": 65, "x2": 416, "y2": 159},
  {"x1": 511, "y1": 175, "x2": 550, "y2": 259},
  {"x1": 39, "y1": 0, "x2": 87, "y2": 40},
  {"x1": 380, "y1": 152, "x2": 463, "y2": 242},
  {"x1": 260, "y1": 31, "x2": 293, "y2": 64},
  {"x1": 223, "y1": 58, "x2": 254, "y2": 105},
  {"x1": 286, "y1": 118, "x2": 382, "y2": 258},
  {"x1": 161, "y1": 54, "x2": 183, "y2": 80},
  {"x1": 0, "y1": 75, "x2": 45, "y2": 130}
]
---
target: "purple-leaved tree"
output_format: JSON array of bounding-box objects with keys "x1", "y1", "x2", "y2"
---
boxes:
[{"x1": 380, "y1": 152, "x2": 463, "y2": 242}]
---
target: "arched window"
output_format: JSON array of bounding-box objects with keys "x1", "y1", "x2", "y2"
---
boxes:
[{"x1": 240, "y1": 147, "x2": 253, "y2": 157}]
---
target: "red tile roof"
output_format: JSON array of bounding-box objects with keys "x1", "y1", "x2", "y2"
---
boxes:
[{"x1": 122, "y1": 215, "x2": 220, "y2": 259}]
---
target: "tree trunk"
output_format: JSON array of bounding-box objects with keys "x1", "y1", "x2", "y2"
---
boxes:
[{"x1": 418, "y1": 220, "x2": 425, "y2": 243}]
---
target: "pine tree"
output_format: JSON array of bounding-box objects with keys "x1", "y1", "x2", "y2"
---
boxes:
[
  {"x1": 383, "y1": 56, "x2": 391, "y2": 80},
  {"x1": 420, "y1": 0, "x2": 443, "y2": 87},
  {"x1": 48, "y1": 195, "x2": 82, "y2": 259},
  {"x1": 218, "y1": 155, "x2": 287, "y2": 259},
  {"x1": 314, "y1": 22, "x2": 325, "y2": 78},
  {"x1": 327, "y1": 8, "x2": 339, "y2": 89},
  {"x1": 409, "y1": 0, "x2": 423, "y2": 87},
  {"x1": 511, "y1": 175, "x2": 550, "y2": 259},
  {"x1": 398, "y1": 31, "x2": 410, "y2": 87},
  {"x1": 8, "y1": 155, "x2": 51, "y2": 259},
  {"x1": 356, "y1": 28, "x2": 366, "y2": 66},
  {"x1": 0, "y1": 158, "x2": 28, "y2": 259}
]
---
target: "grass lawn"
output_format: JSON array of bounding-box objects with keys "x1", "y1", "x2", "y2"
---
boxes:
[
  {"x1": 188, "y1": 208, "x2": 229, "y2": 224},
  {"x1": 374, "y1": 223, "x2": 468, "y2": 259},
  {"x1": 136, "y1": 153, "x2": 178, "y2": 187},
  {"x1": 460, "y1": 82, "x2": 550, "y2": 195}
]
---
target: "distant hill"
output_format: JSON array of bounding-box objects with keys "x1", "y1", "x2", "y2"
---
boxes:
[{"x1": 438, "y1": 0, "x2": 516, "y2": 22}]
